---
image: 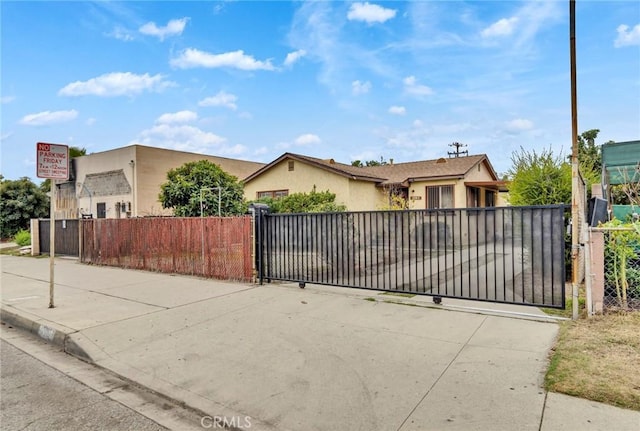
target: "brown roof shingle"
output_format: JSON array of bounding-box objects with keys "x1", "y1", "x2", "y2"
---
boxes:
[
  {"x1": 244, "y1": 152, "x2": 497, "y2": 186},
  {"x1": 364, "y1": 154, "x2": 492, "y2": 185}
]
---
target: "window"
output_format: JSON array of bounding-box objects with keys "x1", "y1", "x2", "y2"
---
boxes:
[
  {"x1": 486, "y1": 190, "x2": 496, "y2": 207},
  {"x1": 97, "y1": 202, "x2": 106, "y2": 218},
  {"x1": 467, "y1": 187, "x2": 481, "y2": 208},
  {"x1": 257, "y1": 190, "x2": 289, "y2": 199},
  {"x1": 426, "y1": 185, "x2": 454, "y2": 209},
  {"x1": 466, "y1": 187, "x2": 496, "y2": 208},
  {"x1": 288, "y1": 161, "x2": 295, "y2": 171}
]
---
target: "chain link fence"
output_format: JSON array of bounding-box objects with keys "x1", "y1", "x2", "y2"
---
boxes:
[
  {"x1": 80, "y1": 217, "x2": 254, "y2": 282},
  {"x1": 603, "y1": 227, "x2": 640, "y2": 311}
]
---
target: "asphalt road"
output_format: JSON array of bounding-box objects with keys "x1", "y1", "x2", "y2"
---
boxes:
[{"x1": 1, "y1": 339, "x2": 168, "y2": 431}]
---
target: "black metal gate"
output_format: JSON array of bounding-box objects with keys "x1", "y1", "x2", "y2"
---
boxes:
[
  {"x1": 39, "y1": 219, "x2": 80, "y2": 257},
  {"x1": 256, "y1": 206, "x2": 566, "y2": 309}
]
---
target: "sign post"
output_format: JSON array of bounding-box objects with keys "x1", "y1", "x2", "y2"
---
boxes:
[{"x1": 36, "y1": 142, "x2": 69, "y2": 308}]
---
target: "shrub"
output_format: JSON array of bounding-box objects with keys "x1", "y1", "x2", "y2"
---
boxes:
[
  {"x1": 13, "y1": 229, "x2": 31, "y2": 247},
  {"x1": 252, "y1": 189, "x2": 346, "y2": 213}
]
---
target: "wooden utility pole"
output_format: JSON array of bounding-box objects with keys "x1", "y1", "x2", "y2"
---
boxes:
[
  {"x1": 570, "y1": 0, "x2": 580, "y2": 320},
  {"x1": 448, "y1": 142, "x2": 468, "y2": 158}
]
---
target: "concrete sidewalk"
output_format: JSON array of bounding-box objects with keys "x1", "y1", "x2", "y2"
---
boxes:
[{"x1": 1, "y1": 255, "x2": 638, "y2": 430}]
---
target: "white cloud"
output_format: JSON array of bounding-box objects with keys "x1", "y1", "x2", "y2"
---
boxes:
[
  {"x1": 403, "y1": 76, "x2": 433, "y2": 97},
  {"x1": 170, "y1": 48, "x2": 275, "y2": 71},
  {"x1": 352, "y1": 80, "x2": 372, "y2": 95},
  {"x1": 347, "y1": 2, "x2": 397, "y2": 24},
  {"x1": 130, "y1": 124, "x2": 238, "y2": 155},
  {"x1": 513, "y1": 1, "x2": 562, "y2": 48},
  {"x1": 198, "y1": 91, "x2": 238, "y2": 110},
  {"x1": 477, "y1": 2, "x2": 562, "y2": 48},
  {"x1": 107, "y1": 26, "x2": 134, "y2": 41},
  {"x1": 139, "y1": 17, "x2": 189, "y2": 41},
  {"x1": 58, "y1": 72, "x2": 174, "y2": 97},
  {"x1": 277, "y1": 133, "x2": 322, "y2": 150},
  {"x1": 388, "y1": 106, "x2": 406, "y2": 115},
  {"x1": 294, "y1": 134, "x2": 321, "y2": 146},
  {"x1": 19, "y1": 110, "x2": 78, "y2": 126},
  {"x1": 1, "y1": 96, "x2": 16, "y2": 104},
  {"x1": 504, "y1": 118, "x2": 534, "y2": 133},
  {"x1": 1, "y1": 132, "x2": 13, "y2": 142},
  {"x1": 284, "y1": 49, "x2": 307, "y2": 67},
  {"x1": 86, "y1": 117, "x2": 96, "y2": 126},
  {"x1": 287, "y1": 3, "x2": 395, "y2": 93},
  {"x1": 481, "y1": 17, "x2": 519, "y2": 38},
  {"x1": 380, "y1": 121, "x2": 474, "y2": 157},
  {"x1": 156, "y1": 110, "x2": 198, "y2": 124},
  {"x1": 253, "y1": 146, "x2": 269, "y2": 157},
  {"x1": 615, "y1": 24, "x2": 640, "y2": 47}
]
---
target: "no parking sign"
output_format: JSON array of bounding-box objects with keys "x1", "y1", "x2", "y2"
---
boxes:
[{"x1": 36, "y1": 142, "x2": 69, "y2": 180}]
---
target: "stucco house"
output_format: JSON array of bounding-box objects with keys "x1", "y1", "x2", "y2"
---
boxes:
[
  {"x1": 243, "y1": 153, "x2": 507, "y2": 211},
  {"x1": 57, "y1": 145, "x2": 264, "y2": 218}
]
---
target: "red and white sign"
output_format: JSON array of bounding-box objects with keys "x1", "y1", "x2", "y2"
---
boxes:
[{"x1": 37, "y1": 142, "x2": 69, "y2": 180}]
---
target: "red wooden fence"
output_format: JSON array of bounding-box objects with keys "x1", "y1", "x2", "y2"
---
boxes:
[{"x1": 80, "y1": 217, "x2": 253, "y2": 282}]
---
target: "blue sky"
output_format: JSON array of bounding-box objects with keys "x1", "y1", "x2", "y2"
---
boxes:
[{"x1": 2, "y1": 1, "x2": 639, "y2": 182}]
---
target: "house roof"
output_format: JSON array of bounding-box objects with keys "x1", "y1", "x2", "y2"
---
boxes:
[
  {"x1": 362, "y1": 154, "x2": 497, "y2": 186},
  {"x1": 244, "y1": 152, "x2": 499, "y2": 187},
  {"x1": 243, "y1": 153, "x2": 386, "y2": 183}
]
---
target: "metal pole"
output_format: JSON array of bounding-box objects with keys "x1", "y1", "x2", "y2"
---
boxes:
[
  {"x1": 49, "y1": 183, "x2": 56, "y2": 308},
  {"x1": 200, "y1": 188, "x2": 204, "y2": 219},
  {"x1": 129, "y1": 160, "x2": 136, "y2": 217},
  {"x1": 200, "y1": 188, "x2": 205, "y2": 275},
  {"x1": 570, "y1": 0, "x2": 580, "y2": 320},
  {"x1": 218, "y1": 187, "x2": 221, "y2": 217},
  {"x1": 584, "y1": 228, "x2": 593, "y2": 316}
]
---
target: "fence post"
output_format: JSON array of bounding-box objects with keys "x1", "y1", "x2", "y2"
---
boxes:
[
  {"x1": 249, "y1": 203, "x2": 269, "y2": 285},
  {"x1": 78, "y1": 219, "x2": 83, "y2": 262},
  {"x1": 584, "y1": 228, "x2": 593, "y2": 316},
  {"x1": 30, "y1": 219, "x2": 40, "y2": 256},
  {"x1": 590, "y1": 230, "x2": 605, "y2": 313}
]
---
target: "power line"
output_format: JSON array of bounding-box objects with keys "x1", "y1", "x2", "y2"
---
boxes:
[{"x1": 448, "y1": 142, "x2": 468, "y2": 158}]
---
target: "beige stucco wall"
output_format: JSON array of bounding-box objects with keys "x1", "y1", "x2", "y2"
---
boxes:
[
  {"x1": 405, "y1": 178, "x2": 462, "y2": 209},
  {"x1": 74, "y1": 146, "x2": 136, "y2": 219},
  {"x1": 243, "y1": 159, "x2": 382, "y2": 211},
  {"x1": 401, "y1": 161, "x2": 505, "y2": 210},
  {"x1": 72, "y1": 145, "x2": 263, "y2": 218},
  {"x1": 466, "y1": 161, "x2": 508, "y2": 206},
  {"x1": 465, "y1": 161, "x2": 493, "y2": 182},
  {"x1": 135, "y1": 145, "x2": 263, "y2": 217},
  {"x1": 349, "y1": 180, "x2": 386, "y2": 211}
]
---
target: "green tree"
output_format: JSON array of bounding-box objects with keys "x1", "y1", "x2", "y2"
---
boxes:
[
  {"x1": 40, "y1": 146, "x2": 87, "y2": 192},
  {"x1": 0, "y1": 176, "x2": 50, "y2": 239},
  {"x1": 255, "y1": 189, "x2": 346, "y2": 213},
  {"x1": 506, "y1": 147, "x2": 572, "y2": 205},
  {"x1": 158, "y1": 160, "x2": 246, "y2": 217},
  {"x1": 577, "y1": 129, "x2": 602, "y2": 173},
  {"x1": 351, "y1": 157, "x2": 389, "y2": 167}
]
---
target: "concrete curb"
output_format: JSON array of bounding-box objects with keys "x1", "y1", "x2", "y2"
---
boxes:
[{"x1": 0, "y1": 306, "x2": 92, "y2": 362}]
